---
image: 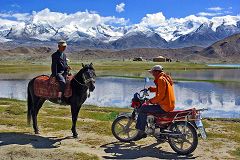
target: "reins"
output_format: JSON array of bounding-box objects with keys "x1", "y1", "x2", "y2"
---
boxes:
[
  {"x1": 70, "y1": 68, "x2": 95, "y2": 98},
  {"x1": 73, "y1": 76, "x2": 88, "y2": 87},
  {"x1": 70, "y1": 68, "x2": 88, "y2": 87}
]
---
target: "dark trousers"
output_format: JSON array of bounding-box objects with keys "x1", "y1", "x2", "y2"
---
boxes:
[
  {"x1": 136, "y1": 105, "x2": 166, "y2": 131},
  {"x1": 56, "y1": 73, "x2": 66, "y2": 93}
]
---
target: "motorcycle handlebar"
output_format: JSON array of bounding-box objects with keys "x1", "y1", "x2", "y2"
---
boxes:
[
  {"x1": 196, "y1": 108, "x2": 208, "y2": 112},
  {"x1": 140, "y1": 88, "x2": 148, "y2": 92},
  {"x1": 139, "y1": 88, "x2": 149, "y2": 98}
]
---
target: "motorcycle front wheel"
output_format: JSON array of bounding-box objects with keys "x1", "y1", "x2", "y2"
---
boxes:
[
  {"x1": 168, "y1": 121, "x2": 198, "y2": 155},
  {"x1": 111, "y1": 115, "x2": 139, "y2": 142}
]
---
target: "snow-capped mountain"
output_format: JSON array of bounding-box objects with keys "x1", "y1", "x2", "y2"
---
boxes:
[
  {"x1": 170, "y1": 23, "x2": 219, "y2": 47},
  {"x1": 111, "y1": 31, "x2": 168, "y2": 49},
  {"x1": 169, "y1": 21, "x2": 240, "y2": 48},
  {"x1": 216, "y1": 23, "x2": 240, "y2": 38},
  {"x1": 0, "y1": 13, "x2": 240, "y2": 49}
]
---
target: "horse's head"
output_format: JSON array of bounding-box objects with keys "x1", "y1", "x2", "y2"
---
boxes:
[{"x1": 78, "y1": 63, "x2": 96, "y2": 92}]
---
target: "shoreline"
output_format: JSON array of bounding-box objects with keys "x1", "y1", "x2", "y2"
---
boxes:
[
  {"x1": 1, "y1": 73, "x2": 240, "y2": 83},
  {"x1": 0, "y1": 61, "x2": 240, "y2": 82}
]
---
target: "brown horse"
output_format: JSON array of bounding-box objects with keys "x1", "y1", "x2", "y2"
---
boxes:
[{"x1": 27, "y1": 63, "x2": 96, "y2": 138}]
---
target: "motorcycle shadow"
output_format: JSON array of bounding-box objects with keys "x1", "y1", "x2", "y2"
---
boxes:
[{"x1": 100, "y1": 141, "x2": 198, "y2": 159}]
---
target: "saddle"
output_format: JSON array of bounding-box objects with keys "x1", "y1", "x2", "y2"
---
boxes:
[{"x1": 33, "y1": 75, "x2": 73, "y2": 99}]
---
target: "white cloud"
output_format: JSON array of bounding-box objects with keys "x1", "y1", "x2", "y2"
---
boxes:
[
  {"x1": 0, "y1": 13, "x2": 12, "y2": 18},
  {"x1": 12, "y1": 13, "x2": 30, "y2": 21},
  {"x1": 0, "y1": 12, "x2": 30, "y2": 21},
  {"x1": 102, "y1": 16, "x2": 129, "y2": 25},
  {"x1": 204, "y1": 6, "x2": 234, "y2": 17},
  {"x1": 0, "y1": 18, "x2": 19, "y2": 26},
  {"x1": 197, "y1": 12, "x2": 223, "y2": 17},
  {"x1": 10, "y1": 3, "x2": 21, "y2": 8},
  {"x1": 0, "y1": 8, "x2": 129, "y2": 28},
  {"x1": 207, "y1": 7, "x2": 224, "y2": 11},
  {"x1": 140, "y1": 12, "x2": 166, "y2": 27},
  {"x1": 116, "y1": 3, "x2": 125, "y2": 13},
  {"x1": 224, "y1": 10, "x2": 233, "y2": 14}
]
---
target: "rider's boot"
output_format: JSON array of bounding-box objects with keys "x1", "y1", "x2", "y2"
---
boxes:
[
  {"x1": 57, "y1": 92, "x2": 65, "y2": 105},
  {"x1": 57, "y1": 97, "x2": 62, "y2": 104},
  {"x1": 134, "y1": 130, "x2": 147, "y2": 141}
]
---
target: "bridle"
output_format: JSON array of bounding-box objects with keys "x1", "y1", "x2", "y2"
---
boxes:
[
  {"x1": 73, "y1": 73, "x2": 95, "y2": 87},
  {"x1": 73, "y1": 76, "x2": 88, "y2": 87},
  {"x1": 72, "y1": 68, "x2": 96, "y2": 97},
  {"x1": 82, "y1": 72, "x2": 96, "y2": 84}
]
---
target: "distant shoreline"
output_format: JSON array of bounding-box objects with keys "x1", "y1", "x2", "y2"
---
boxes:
[{"x1": 0, "y1": 61, "x2": 240, "y2": 82}]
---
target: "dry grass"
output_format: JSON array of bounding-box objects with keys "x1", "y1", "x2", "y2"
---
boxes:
[{"x1": 1, "y1": 98, "x2": 240, "y2": 159}]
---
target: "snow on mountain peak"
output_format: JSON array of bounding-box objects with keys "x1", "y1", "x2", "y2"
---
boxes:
[{"x1": 0, "y1": 8, "x2": 240, "y2": 46}]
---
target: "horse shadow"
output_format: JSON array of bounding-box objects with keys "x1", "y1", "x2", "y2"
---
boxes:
[
  {"x1": 0, "y1": 132, "x2": 72, "y2": 149},
  {"x1": 100, "y1": 141, "x2": 198, "y2": 159}
]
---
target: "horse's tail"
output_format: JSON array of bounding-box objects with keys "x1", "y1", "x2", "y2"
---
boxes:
[{"x1": 27, "y1": 80, "x2": 33, "y2": 126}]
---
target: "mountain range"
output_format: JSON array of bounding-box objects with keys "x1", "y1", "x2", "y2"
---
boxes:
[
  {"x1": 1, "y1": 33, "x2": 239, "y2": 63},
  {"x1": 1, "y1": 15, "x2": 240, "y2": 49}
]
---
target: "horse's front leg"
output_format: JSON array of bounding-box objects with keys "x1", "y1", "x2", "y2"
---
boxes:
[{"x1": 71, "y1": 103, "x2": 81, "y2": 138}]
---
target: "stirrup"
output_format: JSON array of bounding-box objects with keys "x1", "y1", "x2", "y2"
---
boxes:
[{"x1": 57, "y1": 97, "x2": 62, "y2": 104}]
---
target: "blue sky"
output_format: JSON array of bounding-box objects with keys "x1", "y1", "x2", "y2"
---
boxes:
[{"x1": 1, "y1": 0, "x2": 240, "y2": 23}]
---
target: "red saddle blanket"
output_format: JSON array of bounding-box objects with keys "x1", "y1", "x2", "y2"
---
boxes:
[{"x1": 34, "y1": 75, "x2": 73, "y2": 98}]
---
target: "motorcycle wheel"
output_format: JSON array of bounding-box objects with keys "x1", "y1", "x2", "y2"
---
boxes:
[
  {"x1": 112, "y1": 115, "x2": 139, "y2": 142},
  {"x1": 168, "y1": 121, "x2": 198, "y2": 155}
]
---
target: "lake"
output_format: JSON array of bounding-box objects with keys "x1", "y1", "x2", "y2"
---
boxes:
[
  {"x1": 0, "y1": 77, "x2": 240, "y2": 118},
  {"x1": 207, "y1": 64, "x2": 240, "y2": 68},
  {"x1": 170, "y1": 69, "x2": 240, "y2": 82}
]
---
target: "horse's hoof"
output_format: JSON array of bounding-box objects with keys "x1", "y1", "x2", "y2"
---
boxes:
[
  {"x1": 73, "y1": 133, "x2": 78, "y2": 138},
  {"x1": 35, "y1": 130, "x2": 40, "y2": 134},
  {"x1": 73, "y1": 135, "x2": 78, "y2": 138}
]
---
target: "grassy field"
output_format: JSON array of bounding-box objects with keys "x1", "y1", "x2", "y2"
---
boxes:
[
  {"x1": 0, "y1": 98, "x2": 239, "y2": 159},
  {"x1": 0, "y1": 98, "x2": 129, "y2": 160},
  {"x1": 0, "y1": 61, "x2": 209, "y2": 73},
  {"x1": 0, "y1": 60, "x2": 239, "y2": 82},
  {"x1": 0, "y1": 98, "x2": 129, "y2": 135}
]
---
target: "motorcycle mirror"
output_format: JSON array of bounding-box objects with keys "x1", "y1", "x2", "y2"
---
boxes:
[{"x1": 144, "y1": 77, "x2": 150, "y2": 83}]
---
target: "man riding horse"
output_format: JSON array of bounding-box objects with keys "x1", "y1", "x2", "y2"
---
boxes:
[
  {"x1": 27, "y1": 40, "x2": 96, "y2": 138},
  {"x1": 51, "y1": 40, "x2": 71, "y2": 104}
]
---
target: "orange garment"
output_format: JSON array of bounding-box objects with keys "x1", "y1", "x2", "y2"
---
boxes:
[{"x1": 149, "y1": 72, "x2": 175, "y2": 112}]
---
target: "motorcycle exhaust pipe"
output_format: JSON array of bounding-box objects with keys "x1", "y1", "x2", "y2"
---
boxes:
[{"x1": 159, "y1": 132, "x2": 184, "y2": 138}]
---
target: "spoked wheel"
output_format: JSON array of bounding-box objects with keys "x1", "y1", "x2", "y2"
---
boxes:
[
  {"x1": 112, "y1": 116, "x2": 139, "y2": 142},
  {"x1": 168, "y1": 122, "x2": 198, "y2": 155}
]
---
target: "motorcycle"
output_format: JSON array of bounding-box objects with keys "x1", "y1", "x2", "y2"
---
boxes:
[{"x1": 111, "y1": 77, "x2": 207, "y2": 155}]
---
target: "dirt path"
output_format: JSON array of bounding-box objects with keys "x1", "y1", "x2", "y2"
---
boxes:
[{"x1": 0, "y1": 125, "x2": 237, "y2": 160}]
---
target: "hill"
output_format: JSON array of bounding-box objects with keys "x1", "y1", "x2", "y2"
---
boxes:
[
  {"x1": 200, "y1": 33, "x2": 240, "y2": 61},
  {"x1": 0, "y1": 34, "x2": 240, "y2": 63}
]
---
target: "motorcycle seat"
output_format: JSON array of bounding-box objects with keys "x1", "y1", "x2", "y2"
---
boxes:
[{"x1": 150, "y1": 108, "x2": 196, "y2": 117}]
